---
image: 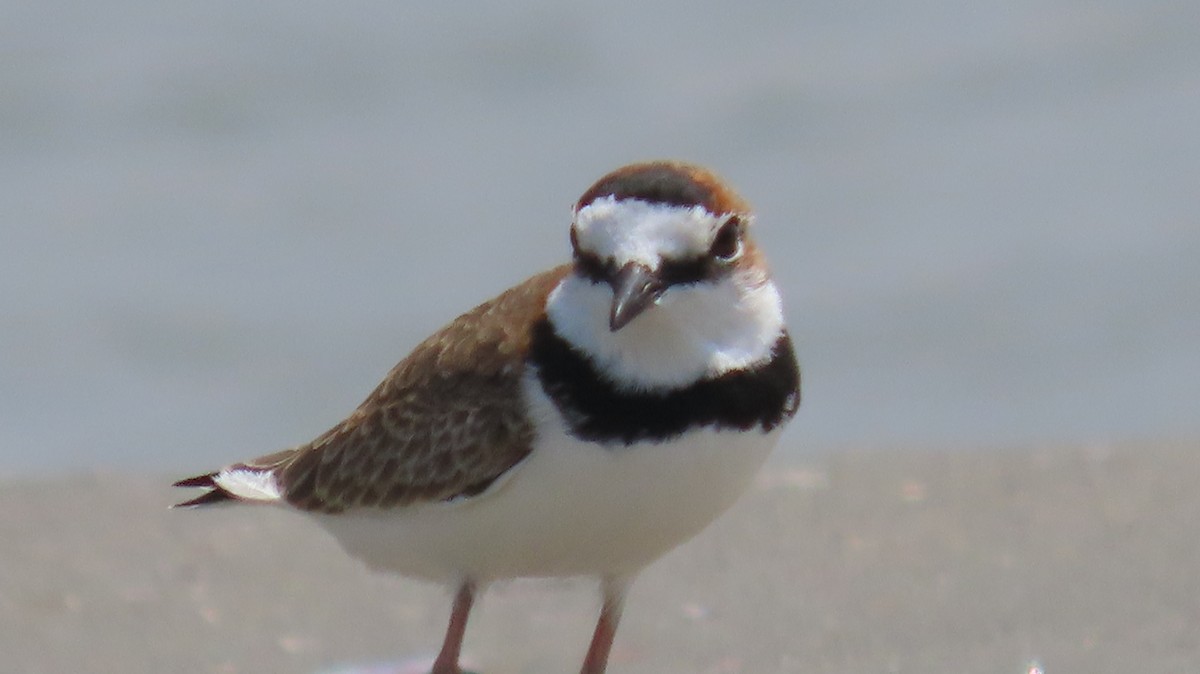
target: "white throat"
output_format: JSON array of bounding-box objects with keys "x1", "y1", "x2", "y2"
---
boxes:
[{"x1": 544, "y1": 270, "x2": 786, "y2": 391}]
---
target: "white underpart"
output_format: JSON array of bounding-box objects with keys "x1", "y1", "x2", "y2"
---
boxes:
[
  {"x1": 573, "y1": 197, "x2": 731, "y2": 269},
  {"x1": 312, "y1": 374, "x2": 781, "y2": 583},
  {"x1": 213, "y1": 467, "x2": 282, "y2": 502}
]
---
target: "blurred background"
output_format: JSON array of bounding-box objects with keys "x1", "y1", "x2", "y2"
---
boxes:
[
  {"x1": 4, "y1": 3, "x2": 1200, "y2": 673},
  {"x1": 2, "y1": 0, "x2": 1197, "y2": 476}
]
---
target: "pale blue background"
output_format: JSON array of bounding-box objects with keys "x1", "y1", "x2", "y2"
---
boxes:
[{"x1": 2, "y1": 0, "x2": 1197, "y2": 474}]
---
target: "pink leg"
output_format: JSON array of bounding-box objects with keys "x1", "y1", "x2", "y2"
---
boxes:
[
  {"x1": 580, "y1": 577, "x2": 631, "y2": 674},
  {"x1": 431, "y1": 582, "x2": 476, "y2": 674}
]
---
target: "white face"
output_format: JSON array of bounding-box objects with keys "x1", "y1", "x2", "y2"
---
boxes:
[
  {"x1": 571, "y1": 196, "x2": 734, "y2": 270},
  {"x1": 546, "y1": 199, "x2": 785, "y2": 391}
]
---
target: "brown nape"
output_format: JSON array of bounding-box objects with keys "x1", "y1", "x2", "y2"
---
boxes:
[{"x1": 575, "y1": 161, "x2": 751, "y2": 216}]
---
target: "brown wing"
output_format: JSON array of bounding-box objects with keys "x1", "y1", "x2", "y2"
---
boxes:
[{"x1": 268, "y1": 266, "x2": 569, "y2": 514}]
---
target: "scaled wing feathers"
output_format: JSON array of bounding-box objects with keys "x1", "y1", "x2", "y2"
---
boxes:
[{"x1": 174, "y1": 267, "x2": 567, "y2": 514}]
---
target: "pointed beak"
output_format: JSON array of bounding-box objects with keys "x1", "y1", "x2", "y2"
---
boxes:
[{"x1": 608, "y1": 262, "x2": 665, "y2": 331}]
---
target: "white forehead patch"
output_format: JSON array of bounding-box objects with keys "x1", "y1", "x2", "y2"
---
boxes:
[{"x1": 573, "y1": 197, "x2": 735, "y2": 268}]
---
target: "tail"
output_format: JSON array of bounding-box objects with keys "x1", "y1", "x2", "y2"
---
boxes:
[
  {"x1": 172, "y1": 461, "x2": 287, "y2": 508},
  {"x1": 172, "y1": 472, "x2": 235, "y2": 508}
]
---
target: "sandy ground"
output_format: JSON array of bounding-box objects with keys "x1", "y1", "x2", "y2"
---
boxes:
[{"x1": 2, "y1": 443, "x2": 1198, "y2": 674}]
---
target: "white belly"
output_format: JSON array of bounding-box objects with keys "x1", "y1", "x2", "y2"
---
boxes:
[{"x1": 312, "y1": 379, "x2": 780, "y2": 583}]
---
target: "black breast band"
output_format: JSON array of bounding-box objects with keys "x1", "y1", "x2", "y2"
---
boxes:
[{"x1": 529, "y1": 319, "x2": 800, "y2": 445}]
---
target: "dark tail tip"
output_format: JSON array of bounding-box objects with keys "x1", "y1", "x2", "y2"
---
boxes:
[
  {"x1": 173, "y1": 488, "x2": 235, "y2": 508},
  {"x1": 173, "y1": 472, "x2": 218, "y2": 489},
  {"x1": 172, "y1": 471, "x2": 233, "y2": 508}
]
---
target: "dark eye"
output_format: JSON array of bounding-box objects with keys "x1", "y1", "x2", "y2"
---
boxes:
[{"x1": 709, "y1": 218, "x2": 742, "y2": 261}]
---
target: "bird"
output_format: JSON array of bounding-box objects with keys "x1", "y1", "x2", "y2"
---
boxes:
[{"x1": 174, "y1": 160, "x2": 801, "y2": 674}]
